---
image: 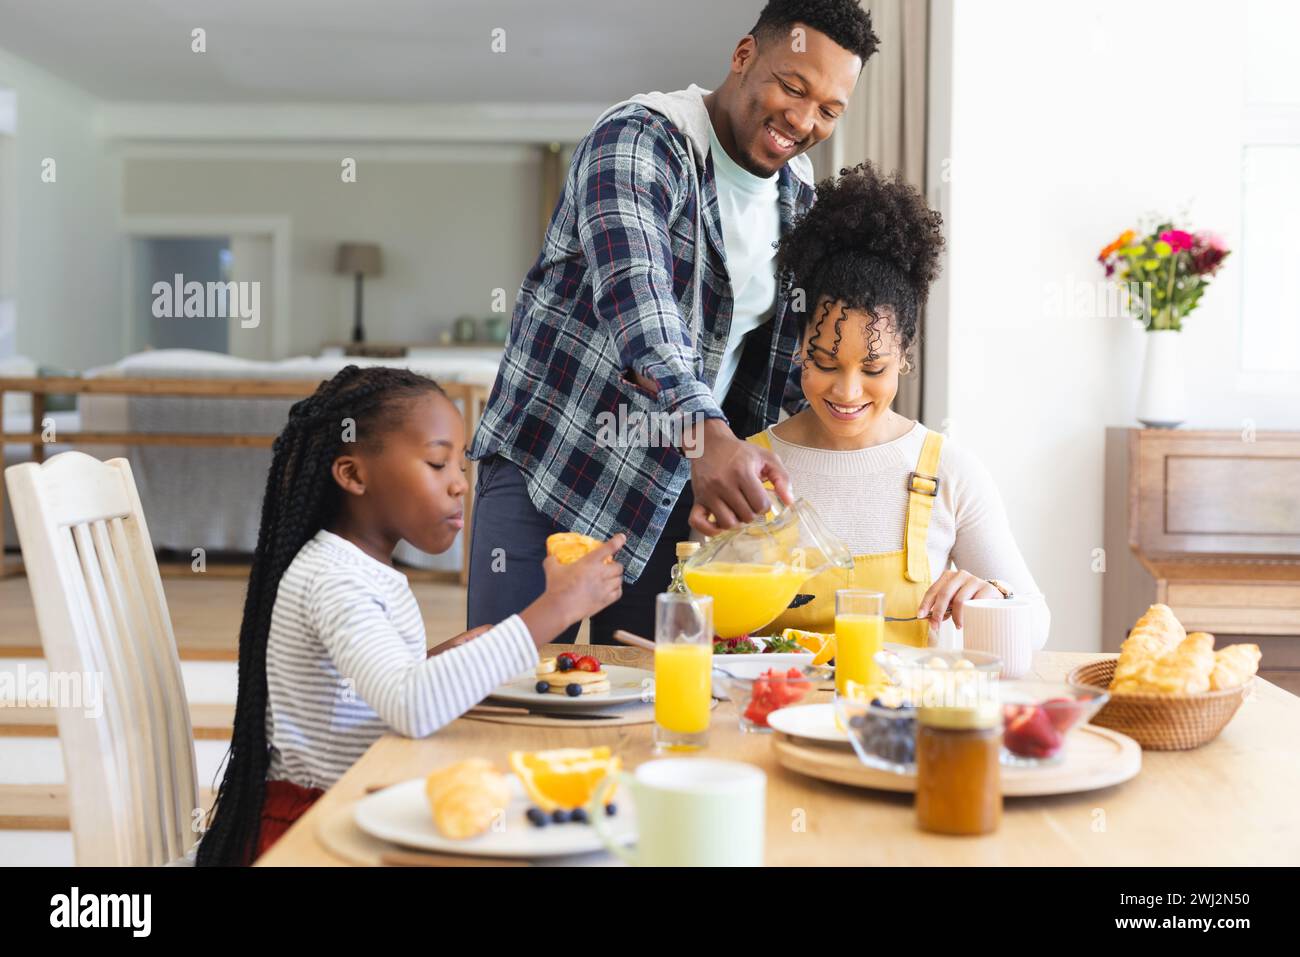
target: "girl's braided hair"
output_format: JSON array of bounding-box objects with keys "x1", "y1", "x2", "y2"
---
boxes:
[
  {"x1": 776, "y1": 161, "x2": 944, "y2": 365},
  {"x1": 196, "y1": 365, "x2": 444, "y2": 866}
]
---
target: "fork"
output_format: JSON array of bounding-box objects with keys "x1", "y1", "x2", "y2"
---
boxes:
[{"x1": 788, "y1": 595, "x2": 951, "y2": 622}]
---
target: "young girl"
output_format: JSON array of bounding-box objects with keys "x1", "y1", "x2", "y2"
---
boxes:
[
  {"x1": 196, "y1": 366, "x2": 625, "y2": 866},
  {"x1": 692, "y1": 162, "x2": 1049, "y2": 649}
]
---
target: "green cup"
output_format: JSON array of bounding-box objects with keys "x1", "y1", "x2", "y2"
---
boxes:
[{"x1": 588, "y1": 758, "x2": 765, "y2": 866}]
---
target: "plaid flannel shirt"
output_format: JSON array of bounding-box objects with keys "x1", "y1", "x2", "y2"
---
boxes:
[{"x1": 467, "y1": 102, "x2": 816, "y2": 582}]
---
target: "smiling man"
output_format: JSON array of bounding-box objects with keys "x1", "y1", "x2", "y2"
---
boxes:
[{"x1": 467, "y1": 0, "x2": 878, "y2": 643}]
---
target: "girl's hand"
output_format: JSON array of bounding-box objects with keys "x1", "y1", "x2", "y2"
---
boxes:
[
  {"x1": 427, "y1": 624, "x2": 493, "y2": 658},
  {"x1": 916, "y1": 570, "x2": 1003, "y2": 630}
]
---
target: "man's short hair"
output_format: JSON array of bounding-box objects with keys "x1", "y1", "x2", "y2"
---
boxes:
[{"x1": 750, "y1": 0, "x2": 880, "y2": 65}]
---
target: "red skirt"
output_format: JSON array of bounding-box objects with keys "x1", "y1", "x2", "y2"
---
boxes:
[{"x1": 255, "y1": 779, "x2": 325, "y2": 861}]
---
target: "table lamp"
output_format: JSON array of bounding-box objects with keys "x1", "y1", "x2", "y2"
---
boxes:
[{"x1": 335, "y1": 242, "x2": 383, "y2": 344}]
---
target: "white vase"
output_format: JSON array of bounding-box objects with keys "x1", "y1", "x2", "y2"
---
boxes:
[{"x1": 1136, "y1": 329, "x2": 1186, "y2": 429}]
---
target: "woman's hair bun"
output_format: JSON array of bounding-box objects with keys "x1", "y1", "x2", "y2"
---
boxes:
[
  {"x1": 776, "y1": 162, "x2": 944, "y2": 353},
  {"x1": 778, "y1": 161, "x2": 944, "y2": 301}
]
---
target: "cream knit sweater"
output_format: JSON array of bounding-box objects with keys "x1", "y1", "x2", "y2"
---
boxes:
[{"x1": 760, "y1": 420, "x2": 1050, "y2": 650}]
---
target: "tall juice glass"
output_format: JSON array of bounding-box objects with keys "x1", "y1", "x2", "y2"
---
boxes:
[
  {"x1": 835, "y1": 590, "x2": 885, "y2": 698},
  {"x1": 653, "y1": 593, "x2": 713, "y2": 752}
]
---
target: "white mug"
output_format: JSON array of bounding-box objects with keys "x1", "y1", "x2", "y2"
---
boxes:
[
  {"x1": 589, "y1": 758, "x2": 765, "y2": 866},
  {"x1": 961, "y1": 594, "x2": 1047, "y2": 678}
]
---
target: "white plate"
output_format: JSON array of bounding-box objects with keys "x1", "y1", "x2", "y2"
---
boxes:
[
  {"x1": 354, "y1": 776, "x2": 636, "y2": 859},
  {"x1": 489, "y1": 663, "x2": 653, "y2": 709},
  {"x1": 712, "y1": 635, "x2": 814, "y2": 670},
  {"x1": 766, "y1": 703, "x2": 849, "y2": 745},
  {"x1": 712, "y1": 651, "x2": 814, "y2": 670}
]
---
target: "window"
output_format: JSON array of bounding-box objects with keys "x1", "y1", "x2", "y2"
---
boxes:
[{"x1": 1240, "y1": 0, "x2": 1300, "y2": 380}]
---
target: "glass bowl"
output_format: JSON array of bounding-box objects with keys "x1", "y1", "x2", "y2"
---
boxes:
[
  {"x1": 874, "y1": 647, "x2": 1002, "y2": 713},
  {"x1": 712, "y1": 661, "x2": 816, "y2": 733},
  {"x1": 834, "y1": 688, "x2": 918, "y2": 773},
  {"x1": 1000, "y1": 679, "x2": 1109, "y2": 766}
]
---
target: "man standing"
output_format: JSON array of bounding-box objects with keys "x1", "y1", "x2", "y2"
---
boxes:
[{"x1": 468, "y1": 1, "x2": 878, "y2": 643}]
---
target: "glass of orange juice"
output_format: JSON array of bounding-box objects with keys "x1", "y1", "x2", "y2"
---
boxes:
[
  {"x1": 653, "y1": 593, "x2": 714, "y2": 752},
  {"x1": 835, "y1": 590, "x2": 885, "y2": 699}
]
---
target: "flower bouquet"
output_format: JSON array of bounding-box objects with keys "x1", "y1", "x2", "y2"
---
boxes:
[
  {"x1": 1097, "y1": 221, "x2": 1230, "y2": 428},
  {"x1": 1097, "y1": 223, "x2": 1230, "y2": 331}
]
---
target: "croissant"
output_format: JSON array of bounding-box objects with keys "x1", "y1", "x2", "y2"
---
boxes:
[
  {"x1": 425, "y1": 759, "x2": 510, "y2": 840},
  {"x1": 1113, "y1": 604, "x2": 1186, "y2": 688},
  {"x1": 1211, "y1": 643, "x2": 1261, "y2": 691}
]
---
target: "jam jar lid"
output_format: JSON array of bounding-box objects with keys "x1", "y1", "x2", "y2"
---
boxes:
[{"x1": 917, "y1": 701, "x2": 1002, "y2": 730}]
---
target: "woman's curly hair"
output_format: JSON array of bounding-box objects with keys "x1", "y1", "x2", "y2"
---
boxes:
[{"x1": 776, "y1": 161, "x2": 945, "y2": 365}]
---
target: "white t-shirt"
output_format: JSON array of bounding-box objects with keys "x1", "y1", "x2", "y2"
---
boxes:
[{"x1": 706, "y1": 118, "x2": 781, "y2": 405}]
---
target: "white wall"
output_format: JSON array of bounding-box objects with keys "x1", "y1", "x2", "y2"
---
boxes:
[
  {"x1": 0, "y1": 48, "x2": 121, "y2": 370},
  {"x1": 121, "y1": 150, "x2": 543, "y2": 357},
  {"x1": 941, "y1": 0, "x2": 1299, "y2": 651}
]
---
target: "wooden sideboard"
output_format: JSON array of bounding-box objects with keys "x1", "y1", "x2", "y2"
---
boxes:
[{"x1": 1103, "y1": 427, "x2": 1300, "y2": 694}]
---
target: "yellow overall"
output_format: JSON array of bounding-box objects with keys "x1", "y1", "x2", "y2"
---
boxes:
[{"x1": 746, "y1": 427, "x2": 945, "y2": 648}]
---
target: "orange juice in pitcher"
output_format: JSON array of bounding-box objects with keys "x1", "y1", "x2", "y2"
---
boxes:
[
  {"x1": 682, "y1": 562, "x2": 811, "y2": 638},
  {"x1": 681, "y1": 497, "x2": 854, "y2": 639}
]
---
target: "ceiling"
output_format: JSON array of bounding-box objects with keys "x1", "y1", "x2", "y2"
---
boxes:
[{"x1": 0, "y1": 0, "x2": 769, "y2": 103}]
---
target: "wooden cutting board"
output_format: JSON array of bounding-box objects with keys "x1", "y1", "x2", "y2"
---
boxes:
[{"x1": 773, "y1": 723, "x2": 1141, "y2": 796}]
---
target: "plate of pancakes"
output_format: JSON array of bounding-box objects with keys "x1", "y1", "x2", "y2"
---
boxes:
[{"x1": 488, "y1": 654, "x2": 655, "y2": 710}]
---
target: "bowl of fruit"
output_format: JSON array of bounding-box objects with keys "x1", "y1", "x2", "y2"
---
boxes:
[
  {"x1": 712, "y1": 660, "x2": 815, "y2": 732},
  {"x1": 834, "y1": 684, "x2": 918, "y2": 773},
  {"x1": 1000, "y1": 680, "x2": 1109, "y2": 766}
]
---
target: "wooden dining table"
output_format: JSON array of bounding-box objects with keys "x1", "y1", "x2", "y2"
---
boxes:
[{"x1": 256, "y1": 644, "x2": 1300, "y2": 867}]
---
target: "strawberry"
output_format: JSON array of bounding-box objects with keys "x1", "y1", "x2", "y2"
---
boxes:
[
  {"x1": 1043, "y1": 697, "x2": 1082, "y2": 733},
  {"x1": 1004, "y1": 704, "x2": 1063, "y2": 759},
  {"x1": 575, "y1": 655, "x2": 601, "y2": 673}
]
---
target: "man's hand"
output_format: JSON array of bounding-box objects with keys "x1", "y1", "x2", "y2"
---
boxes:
[
  {"x1": 689, "y1": 419, "x2": 794, "y2": 537},
  {"x1": 427, "y1": 624, "x2": 493, "y2": 658}
]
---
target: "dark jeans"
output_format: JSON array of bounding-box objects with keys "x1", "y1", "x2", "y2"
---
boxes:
[{"x1": 466, "y1": 454, "x2": 694, "y2": 645}]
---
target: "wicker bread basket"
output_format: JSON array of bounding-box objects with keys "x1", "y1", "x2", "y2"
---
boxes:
[{"x1": 1067, "y1": 657, "x2": 1253, "y2": 751}]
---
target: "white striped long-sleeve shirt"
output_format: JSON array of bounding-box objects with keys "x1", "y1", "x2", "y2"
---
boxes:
[{"x1": 264, "y1": 529, "x2": 539, "y2": 790}]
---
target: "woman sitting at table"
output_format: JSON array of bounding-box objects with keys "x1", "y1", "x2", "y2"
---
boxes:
[{"x1": 692, "y1": 162, "x2": 1048, "y2": 649}]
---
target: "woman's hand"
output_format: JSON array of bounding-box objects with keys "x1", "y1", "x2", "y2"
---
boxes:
[
  {"x1": 427, "y1": 624, "x2": 493, "y2": 658},
  {"x1": 916, "y1": 570, "x2": 1003, "y2": 630}
]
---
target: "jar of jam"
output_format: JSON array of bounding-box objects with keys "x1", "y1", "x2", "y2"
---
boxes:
[{"x1": 915, "y1": 701, "x2": 1002, "y2": 836}]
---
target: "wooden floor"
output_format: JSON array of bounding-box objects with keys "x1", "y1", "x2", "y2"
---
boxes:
[{"x1": 0, "y1": 573, "x2": 587, "y2": 661}]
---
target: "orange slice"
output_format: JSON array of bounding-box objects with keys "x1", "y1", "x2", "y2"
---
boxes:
[
  {"x1": 783, "y1": 628, "x2": 836, "y2": 666},
  {"x1": 546, "y1": 532, "x2": 607, "y2": 565},
  {"x1": 508, "y1": 746, "x2": 621, "y2": 812}
]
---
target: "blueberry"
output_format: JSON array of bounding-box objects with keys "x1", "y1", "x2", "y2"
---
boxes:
[
  {"x1": 604, "y1": 803, "x2": 618, "y2": 817},
  {"x1": 551, "y1": 808, "x2": 571, "y2": 824},
  {"x1": 535, "y1": 680, "x2": 551, "y2": 693},
  {"x1": 526, "y1": 807, "x2": 548, "y2": 828},
  {"x1": 566, "y1": 683, "x2": 583, "y2": 697},
  {"x1": 570, "y1": 807, "x2": 590, "y2": 824},
  {"x1": 558, "y1": 659, "x2": 572, "y2": 672}
]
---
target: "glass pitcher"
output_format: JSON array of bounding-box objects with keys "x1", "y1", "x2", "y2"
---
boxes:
[{"x1": 679, "y1": 496, "x2": 853, "y2": 638}]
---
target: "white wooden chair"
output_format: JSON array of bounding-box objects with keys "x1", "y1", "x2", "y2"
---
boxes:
[{"x1": 5, "y1": 451, "x2": 200, "y2": 865}]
